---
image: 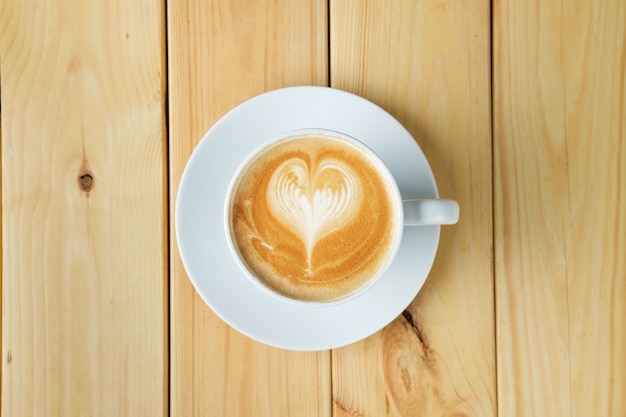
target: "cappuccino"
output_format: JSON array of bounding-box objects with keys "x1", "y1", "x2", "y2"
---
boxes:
[{"x1": 228, "y1": 133, "x2": 400, "y2": 302}]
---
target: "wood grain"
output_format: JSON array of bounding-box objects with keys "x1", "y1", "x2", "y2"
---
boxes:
[
  {"x1": 166, "y1": 0, "x2": 331, "y2": 416},
  {"x1": 330, "y1": 0, "x2": 494, "y2": 416},
  {"x1": 0, "y1": 0, "x2": 167, "y2": 415},
  {"x1": 494, "y1": 0, "x2": 626, "y2": 415}
]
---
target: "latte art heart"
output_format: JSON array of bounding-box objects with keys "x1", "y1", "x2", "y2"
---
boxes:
[{"x1": 267, "y1": 158, "x2": 362, "y2": 271}]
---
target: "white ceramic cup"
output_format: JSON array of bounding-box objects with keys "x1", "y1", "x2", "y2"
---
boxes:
[{"x1": 224, "y1": 129, "x2": 459, "y2": 306}]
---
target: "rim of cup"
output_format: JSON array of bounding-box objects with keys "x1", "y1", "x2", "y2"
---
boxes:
[{"x1": 224, "y1": 128, "x2": 405, "y2": 307}]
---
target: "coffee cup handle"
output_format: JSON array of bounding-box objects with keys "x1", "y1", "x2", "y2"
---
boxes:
[{"x1": 402, "y1": 199, "x2": 460, "y2": 226}]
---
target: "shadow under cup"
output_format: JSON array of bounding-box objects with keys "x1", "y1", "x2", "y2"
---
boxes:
[{"x1": 224, "y1": 129, "x2": 405, "y2": 306}]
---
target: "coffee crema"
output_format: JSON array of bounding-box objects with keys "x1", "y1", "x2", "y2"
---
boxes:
[{"x1": 228, "y1": 134, "x2": 399, "y2": 302}]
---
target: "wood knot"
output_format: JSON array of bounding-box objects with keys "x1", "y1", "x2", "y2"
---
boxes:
[{"x1": 78, "y1": 172, "x2": 94, "y2": 193}]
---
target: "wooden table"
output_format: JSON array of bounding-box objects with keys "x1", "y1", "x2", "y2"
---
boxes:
[{"x1": 1, "y1": 0, "x2": 624, "y2": 416}]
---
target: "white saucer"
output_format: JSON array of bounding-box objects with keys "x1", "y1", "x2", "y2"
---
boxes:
[{"x1": 176, "y1": 86, "x2": 440, "y2": 351}]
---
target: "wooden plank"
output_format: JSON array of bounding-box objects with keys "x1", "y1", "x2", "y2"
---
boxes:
[
  {"x1": 0, "y1": 0, "x2": 167, "y2": 416},
  {"x1": 494, "y1": 0, "x2": 626, "y2": 415},
  {"x1": 493, "y1": 1, "x2": 571, "y2": 414},
  {"x1": 563, "y1": 3, "x2": 626, "y2": 415},
  {"x1": 166, "y1": 0, "x2": 330, "y2": 416},
  {"x1": 330, "y1": 1, "x2": 494, "y2": 416}
]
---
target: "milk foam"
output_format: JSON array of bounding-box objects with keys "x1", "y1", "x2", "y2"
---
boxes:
[
  {"x1": 229, "y1": 134, "x2": 399, "y2": 302},
  {"x1": 267, "y1": 157, "x2": 361, "y2": 272}
]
